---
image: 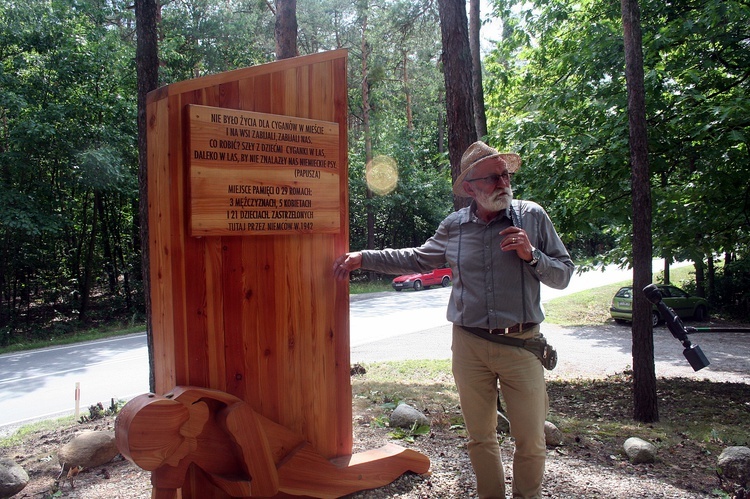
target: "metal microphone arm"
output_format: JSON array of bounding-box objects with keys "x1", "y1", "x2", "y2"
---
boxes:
[
  {"x1": 643, "y1": 284, "x2": 689, "y2": 344},
  {"x1": 642, "y1": 284, "x2": 710, "y2": 371}
]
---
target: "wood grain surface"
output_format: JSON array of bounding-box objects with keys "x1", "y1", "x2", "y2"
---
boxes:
[{"x1": 146, "y1": 51, "x2": 352, "y2": 465}]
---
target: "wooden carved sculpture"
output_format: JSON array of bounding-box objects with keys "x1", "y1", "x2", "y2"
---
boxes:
[{"x1": 115, "y1": 386, "x2": 431, "y2": 498}]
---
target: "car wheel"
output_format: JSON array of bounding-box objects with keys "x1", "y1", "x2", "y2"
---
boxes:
[
  {"x1": 651, "y1": 311, "x2": 660, "y2": 327},
  {"x1": 413, "y1": 280, "x2": 423, "y2": 291},
  {"x1": 441, "y1": 276, "x2": 451, "y2": 287},
  {"x1": 694, "y1": 305, "x2": 707, "y2": 321}
]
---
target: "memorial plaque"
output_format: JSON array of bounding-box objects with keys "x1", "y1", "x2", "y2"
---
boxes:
[
  {"x1": 188, "y1": 104, "x2": 340, "y2": 236},
  {"x1": 127, "y1": 52, "x2": 430, "y2": 497}
]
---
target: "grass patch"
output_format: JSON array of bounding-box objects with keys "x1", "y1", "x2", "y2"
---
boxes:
[
  {"x1": 355, "y1": 359, "x2": 453, "y2": 384},
  {"x1": 544, "y1": 285, "x2": 621, "y2": 326},
  {"x1": 349, "y1": 278, "x2": 394, "y2": 294},
  {"x1": 0, "y1": 415, "x2": 76, "y2": 448},
  {"x1": 544, "y1": 264, "x2": 697, "y2": 327},
  {"x1": 351, "y1": 360, "x2": 460, "y2": 426}
]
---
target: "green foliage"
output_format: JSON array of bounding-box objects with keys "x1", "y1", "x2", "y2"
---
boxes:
[
  {"x1": 77, "y1": 399, "x2": 125, "y2": 424},
  {"x1": 365, "y1": 393, "x2": 432, "y2": 442},
  {"x1": 712, "y1": 256, "x2": 750, "y2": 317},
  {"x1": 359, "y1": 359, "x2": 454, "y2": 383},
  {"x1": 369, "y1": 413, "x2": 431, "y2": 443},
  {"x1": 346, "y1": 0, "x2": 450, "y2": 256},
  {"x1": 0, "y1": 0, "x2": 454, "y2": 344},
  {"x1": 1, "y1": 0, "x2": 141, "y2": 338},
  {"x1": 371, "y1": 414, "x2": 390, "y2": 428},
  {"x1": 388, "y1": 420, "x2": 430, "y2": 443},
  {"x1": 543, "y1": 283, "x2": 622, "y2": 327},
  {"x1": 158, "y1": 0, "x2": 275, "y2": 83},
  {"x1": 348, "y1": 132, "x2": 453, "y2": 251},
  {"x1": 74, "y1": 147, "x2": 128, "y2": 192},
  {"x1": 5, "y1": 0, "x2": 746, "y2": 344},
  {"x1": 484, "y1": 0, "x2": 750, "y2": 272}
]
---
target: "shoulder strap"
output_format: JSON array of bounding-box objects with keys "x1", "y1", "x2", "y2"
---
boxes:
[{"x1": 508, "y1": 199, "x2": 528, "y2": 321}]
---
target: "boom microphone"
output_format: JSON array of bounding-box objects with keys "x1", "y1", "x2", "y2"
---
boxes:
[{"x1": 643, "y1": 284, "x2": 710, "y2": 371}]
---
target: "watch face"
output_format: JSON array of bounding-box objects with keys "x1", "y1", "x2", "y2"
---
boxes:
[{"x1": 533, "y1": 248, "x2": 541, "y2": 259}]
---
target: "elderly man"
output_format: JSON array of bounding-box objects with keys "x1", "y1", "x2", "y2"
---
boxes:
[{"x1": 333, "y1": 141, "x2": 574, "y2": 498}]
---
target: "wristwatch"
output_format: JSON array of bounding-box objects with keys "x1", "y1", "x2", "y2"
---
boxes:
[{"x1": 528, "y1": 247, "x2": 541, "y2": 266}]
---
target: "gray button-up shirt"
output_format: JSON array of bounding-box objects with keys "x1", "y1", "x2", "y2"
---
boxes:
[{"x1": 360, "y1": 199, "x2": 574, "y2": 329}]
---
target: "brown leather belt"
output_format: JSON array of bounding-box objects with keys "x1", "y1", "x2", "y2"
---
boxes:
[{"x1": 463, "y1": 322, "x2": 538, "y2": 336}]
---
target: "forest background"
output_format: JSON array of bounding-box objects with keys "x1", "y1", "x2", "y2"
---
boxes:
[{"x1": 0, "y1": 0, "x2": 748, "y2": 348}]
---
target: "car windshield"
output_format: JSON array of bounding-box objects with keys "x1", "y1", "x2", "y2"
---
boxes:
[
  {"x1": 615, "y1": 288, "x2": 632, "y2": 299},
  {"x1": 665, "y1": 286, "x2": 688, "y2": 298}
]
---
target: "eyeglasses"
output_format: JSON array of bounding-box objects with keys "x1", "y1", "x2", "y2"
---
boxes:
[{"x1": 466, "y1": 172, "x2": 514, "y2": 186}]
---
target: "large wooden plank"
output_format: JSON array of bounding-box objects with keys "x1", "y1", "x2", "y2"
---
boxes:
[
  {"x1": 174, "y1": 90, "x2": 208, "y2": 389},
  {"x1": 147, "y1": 51, "x2": 348, "y2": 105},
  {"x1": 246, "y1": 239, "x2": 281, "y2": 421},
  {"x1": 204, "y1": 237, "x2": 226, "y2": 392},
  {"x1": 331, "y1": 54, "x2": 353, "y2": 457},
  {"x1": 146, "y1": 50, "x2": 352, "y2": 473},
  {"x1": 147, "y1": 96, "x2": 177, "y2": 393}
]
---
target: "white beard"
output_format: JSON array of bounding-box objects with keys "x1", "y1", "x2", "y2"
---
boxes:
[{"x1": 475, "y1": 187, "x2": 513, "y2": 212}]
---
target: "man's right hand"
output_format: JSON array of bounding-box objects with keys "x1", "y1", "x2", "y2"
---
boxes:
[{"x1": 333, "y1": 252, "x2": 363, "y2": 281}]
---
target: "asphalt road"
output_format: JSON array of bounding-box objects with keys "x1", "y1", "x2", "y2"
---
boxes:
[
  {"x1": 349, "y1": 281, "x2": 750, "y2": 386},
  {"x1": 0, "y1": 335, "x2": 149, "y2": 435},
  {"x1": 5, "y1": 259, "x2": 740, "y2": 437}
]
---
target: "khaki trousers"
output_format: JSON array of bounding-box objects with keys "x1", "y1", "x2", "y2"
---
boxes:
[{"x1": 452, "y1": 325, "x2": 548, "y2": 499}]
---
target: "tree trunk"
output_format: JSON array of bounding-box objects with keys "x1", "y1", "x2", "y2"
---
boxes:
[
  {"x1": 438, "y1": 88, "x2": 445, "y2": 155},
  {"x1": 468, "y1": 0, "x2": 487, "y2": 140},
  {"x1": 275, "y1": 0, "x2": 298, "y2": 59},
  {"x1": 622, "y1": 0, "x2": 657, "y2": 423},
  {"x1": 96, "y1": 195, "x2": 118, "y2": 295},
  {"x1": 79, "y1": 193, "x2": 99, "y2": 323},
  {"x1": 695, "y1": 258, "x2": 706, "y2": 297},
  {"x1": 724, "y1": 251, "x2": 734, "y2": 306},
  {"x1": 437, "y1": 0, "x2": 477, "y2": 210},
  {"x1": 135, "y1": 0, "x2": 159, "y2": 393},
  {"x1": 403, "y1": 51, "x2": 414, "y2": 131}
]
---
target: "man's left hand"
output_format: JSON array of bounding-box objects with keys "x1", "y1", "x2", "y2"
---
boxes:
[{"x1": 499, "y1": 227, "x2": 533, "y2": 262}]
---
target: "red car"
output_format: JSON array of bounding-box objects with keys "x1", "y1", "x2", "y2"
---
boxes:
[{"x1": 392, "y1": 267, "x2": 452, "y2": 291}]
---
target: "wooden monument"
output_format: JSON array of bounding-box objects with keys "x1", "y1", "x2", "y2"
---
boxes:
[{"x1": 115, "y1": 51, "x2": 430, "y2": 497}]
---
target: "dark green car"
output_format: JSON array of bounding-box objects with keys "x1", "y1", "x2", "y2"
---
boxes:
[{"x1": 610, "y1": 284, "x2": 709, "y2": 326}]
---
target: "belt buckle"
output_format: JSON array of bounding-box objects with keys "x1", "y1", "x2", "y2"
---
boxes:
[{"x1": 489, "y1": 327, "x2": 510, "y2": 335}]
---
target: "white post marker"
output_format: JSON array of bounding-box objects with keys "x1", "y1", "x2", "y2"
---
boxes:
[{"x1": 74, "y1": 382, "x2": 80, "y2": 420}]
